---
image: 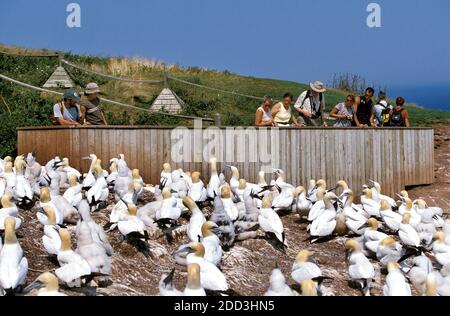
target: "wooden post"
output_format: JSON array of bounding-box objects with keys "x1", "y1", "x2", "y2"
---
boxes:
[{"x1": 215, "y1": 113, "x2": 222, "y2": 127}]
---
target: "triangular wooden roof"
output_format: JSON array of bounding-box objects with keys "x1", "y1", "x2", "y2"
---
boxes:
[
  {"x1": 150, "y1": 88, "x2": 184, "y2": 114},
  {"x1": 43, "y1": 66, "x2": 74, "y2": 88}
]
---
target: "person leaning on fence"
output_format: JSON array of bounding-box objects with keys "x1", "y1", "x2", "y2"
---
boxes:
[
  {"x1": 372, "y1": 91, "x2": 393, "y2": 127},
  {"x1": 294, "y1": 81, "x2": 328, "y2": 127},
  {"x1": 79, "y1": 82, "x2": 108, "y2": 126},
  {"x1": 255, "y1": 96, "x2": 275, "y2": 126},
  {"x1": 354, "y1": 87, "x2": 375, "y2": 128},
  {"x1": 329, "y1": 94, "x2": 355, "y2": 127},
  {"x1": 387, "y1": 97, "x2": 410, "y2": 127},
  {"x1": 271, "y1": 93, "x2": 302, "y2": 127},
  {"x1": 51, "y1": 90, "x2": 82, "y2": 126}
]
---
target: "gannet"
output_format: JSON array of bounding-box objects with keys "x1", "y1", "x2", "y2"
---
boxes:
[
  {"x1": 360, "y1": 218, "x2": 390, "y2": 254},
  {"x1": 41, "y1": 207, "x2": 61, "y2": 256},
  {"x1": 160, "y1": 163, "x2": 173, "y2": 188},
  {"x1": 0, "y1": 176, "x2": 6, "y2": 199},
  {"x1": 399, "y1": 212, "x2": 421, "y2": 247},
  {"x1": 345, "y1": 239, "x2": 375, "y2": 296},
  {"x1": 398, "y1": 198, "x2": 421, "y2": 228},
  {"x1": 63, "y1": 174, "x2": 82, "y2": 208},
  {"x1": 182, "y1": 242, "x2": 228, "y2": 291},
  {"x1": 188, "y1": 172, "x2": 207, "y2": 203},
  {"x1": 210, "y1": 195, "x2": 235, "y2": 250},
  {"x1": 300, "y1": 279, "x2": 318, "y2": 296},
  {"x1": 415, "y1": 199, "x2": 445, "y2": 229},
  {"x1": 38, "y1": 187, "x2": 63, "y2": 225},
  {"x1": 433, "y1": 231, "x2": 450, "y2": 266},
  {"x1": 369, "y1": 180, "x2": 396, "y2": 207},
  {"x1": 271, "y1": 182, "x2": 295, "y2": 212},
  {"x1": 2, "y1": 162, "x2": 16, "y2": 192},
  {"x1": 310, "y1": 192, "x2": 338, "y2": 239},
  {"x1": 12, "y1": 159, "x2": 33, "y2": 207},
  {"x1": 184, "y1": 263, "x2": 206, "y2": 296},
  {"x1": 408, "y1": 255, "x2": 434, "y2": 295},
  {"x1": 81, "y1": 154, "x2": 97, "y2": 189},
  {"x1": 159, "y1": 268, "x2": 182, "y2": 296},
  {"x1": 156, "y1": 188, "x2": 182, "y2": 222},
  {"x1": 23, "y1": 272, "x2": 67, "y2": 296},
  {"x1": 265, "y1": 267, "x2": 296, "y2": 296},
  {"x1": 207, "y1": 158, "x2": 220, "y2": 199},
  {"x1": 307, "y1": 179, "x2": 327, "y2": 204},
  {"x1": 56, "y1": 229, "x2": 92, "y2": 286},
  {"x1": 383, "y1": 262, "x2": 412, "y2": 296},
  {"x1": 292, "y1": 250, "x2": 326, "y2": 293},
  {"x1": 200, "y1": 221, "x2": 223, "y2": 267},
  {"x1": 360, "y1": 189, "x2": 380, "y2": 218},
  {"x1": 258, "y1": 196, "x2": 287, "y2": 249},
  {"x1": 376, "y1": 237, "x2": 403, "y2": 267},
  {"x1": 220, "y1": 186, "x2": 239, "y2": 221},
  {"x1": 0, "y1": 193, "x2": 21, "y2": 230},
  {"x1": 106, "y1": 160, "x2": 118, "y2": 187},
  {"x1": 86, "y1": 163, "x2": 109, "y2": 211},
  {"x1": 307, "y1": 188, "x2": 326, "y2": 222},
  {"x1": 294, "y1": 186, "x2": 311, "y2": 219},
  {"x1": 184, "y1": 196, "x2": 206, "y2": 243},
  {"x1": 340, "y1": 190, "x2": 367, "y2": 235},
  {"x1": 227, "y1": 165, "x2": 240, "y2": 194},
  {"x1": 379, "y1": 200, "x2": 402, "y2": 232},
  {"x1": 0, "y1": 217, "x2": 28, "y2": 294},
  {"x1": 171, "y1": 169, "x2": 188, "y2": 198},
  {"x1": 118, "y1": 203, "x2": 150, "y2": 257}
]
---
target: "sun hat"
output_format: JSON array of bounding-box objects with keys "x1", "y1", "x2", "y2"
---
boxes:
[
  {"x1": 85, "y1": 82, "x2": 100, "y2": 94},
  {"x1": 310, "y1": 81, "x2": 327, "y2": 93},
  {"x1": 63, "y1": 89, "x2": 81, "y2": 101}
]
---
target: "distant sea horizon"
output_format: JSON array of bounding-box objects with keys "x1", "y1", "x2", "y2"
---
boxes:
[{"x1": 386, "y1": 84, "x2": 450, "y2": 112}]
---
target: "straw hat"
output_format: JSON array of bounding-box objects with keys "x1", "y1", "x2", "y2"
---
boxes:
[{"x1": 310, "y1": 81, "x2": 327, "y2": 93}]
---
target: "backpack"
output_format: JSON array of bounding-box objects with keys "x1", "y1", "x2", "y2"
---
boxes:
[
  {"x1": 377, "y1": 102, "x2": 391, "y2": 126},
  {"x1": 389, "y1": 108, "x2": 405, "y2": 127},
  {"x1": 300, "y1": 90, "x2": 323, "y2": 119}
]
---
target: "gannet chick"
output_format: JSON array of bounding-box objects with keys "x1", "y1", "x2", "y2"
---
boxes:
[
  {"x1": 0, "y1": 217, "x2": 28, "y2": 294},
  {"x1": 210, "y1": 195, "x2": 235, "y2": 250},
  {"x1": 23, "y1": 272, "x2": 67, "y2": 296},
  {"x1": 159, "y1": 268, "x2": 182, "y2": 296},
  {"x1": 264, "y1": 267, "x2": 296, "y2": 296},
  {"x1": 184, "y1": 263, "x2": 206, "y2": 296},
  {"x1": 383, "y1": 262, "x2": 411, "y2": 296},
  {"x1": 114, "y1": 157, "x2": 132, "y2": 199},
  {"x1": 345, "y1": 239, "x2": 375, "y2": 296}
]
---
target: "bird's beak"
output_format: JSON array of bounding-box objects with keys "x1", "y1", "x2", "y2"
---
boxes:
[
  {"x1": 81, "y1": 156, "x2": 91, "y2": 161},
  {"x1": 327, "y1": 186, "x2": 338, "y2": 193},
  {"x1": 174, "y1": 246, "x2": 193, "y2": 256},
  {"x1": 36, "y1": 207, "x2": 45, "y2": 215},
  {"x1": 23, "y1": 280, "x2": 44, "y2": 294},
  {"x1": 211, "y1": 227, "x2": 223, "y2": 235},
  {"x1": 357, "y1": 223, "x2": 370, "y2": 231},
  {"x1": 170, "y1": 189, "x2": 178, "y2": 194}
]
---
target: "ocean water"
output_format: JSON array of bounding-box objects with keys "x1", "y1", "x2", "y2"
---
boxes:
[{"x1": 387, "y1": 84, "x2": 450, "y2": 111}]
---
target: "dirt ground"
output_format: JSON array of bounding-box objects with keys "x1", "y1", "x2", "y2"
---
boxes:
[{"x1": 20, "y1": 125, "x2": 449, "y2": 296}]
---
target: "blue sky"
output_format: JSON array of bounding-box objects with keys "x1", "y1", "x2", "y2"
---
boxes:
[{"x1": 1, "y1": 0, "x2": 449, "y2": 109}]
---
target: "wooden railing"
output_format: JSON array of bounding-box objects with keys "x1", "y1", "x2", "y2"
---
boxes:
[{"x1": 17, "y1": 126, "x2": 434, "y2": 197}]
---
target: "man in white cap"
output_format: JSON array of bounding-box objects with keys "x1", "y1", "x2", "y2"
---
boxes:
[
  {"x1": 294, "y1": 81, "x2": 328, "y2": 127},
  {"x1": 80, "y1": 82, "x2": 108, "y2": 125}
]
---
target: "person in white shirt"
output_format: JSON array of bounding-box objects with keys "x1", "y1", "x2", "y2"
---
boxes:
[{"x1": 294, "y1": 81, "x2": 328, "y2": 127}]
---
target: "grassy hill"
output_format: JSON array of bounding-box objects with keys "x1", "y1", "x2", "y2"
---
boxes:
[{"x1": 0, "y1": 44, "x2": 449, "y2": 156}]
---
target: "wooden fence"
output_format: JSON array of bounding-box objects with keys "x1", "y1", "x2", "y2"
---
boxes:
[{"x1": 17, "y1": 126, "x2": 434, "y2": 197}]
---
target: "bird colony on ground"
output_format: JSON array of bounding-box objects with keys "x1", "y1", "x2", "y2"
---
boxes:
[{"x1": 0, "y1": 152, "x2": 448, "y2": 296}]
